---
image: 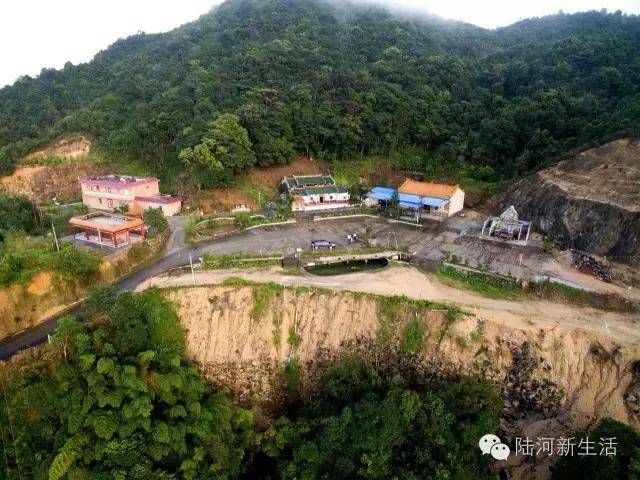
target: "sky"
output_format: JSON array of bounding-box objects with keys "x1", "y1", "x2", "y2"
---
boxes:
[{"x1": 2, "y1": 0, "x2": 640, "y2": 88}]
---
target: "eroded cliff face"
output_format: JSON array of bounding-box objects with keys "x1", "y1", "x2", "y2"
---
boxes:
[
  {"x1": 0, "y1": 273, "x2": 84, "y2": 339},
  {"x1": 493, "y1": 139, "x2": 640, "y2": 263},
  {"x1": 166, "y1": 284, "x2": 640, "y2": 478},
  {"x1": 0, "y1": 161, "x2": 111, "y2": 204},
  {"x1": 165, "y1": 285, "x2": 639, "y2": 425}
]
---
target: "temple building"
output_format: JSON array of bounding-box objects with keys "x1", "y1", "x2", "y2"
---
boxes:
[{"x1": 281, "y1": 175, "x2": 350, "y2": 212}]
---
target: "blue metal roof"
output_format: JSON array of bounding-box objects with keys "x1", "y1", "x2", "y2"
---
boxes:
[
  {"x1": 367, "y1": 187, "x2": 449, "y2": 209},
  {"x1": 398, "y1": 192, "x2": 449, "y2": 209},
  {"x1": 399, "y1": 200, "x2": 420, "y2": 209},
  {"x1": 398, "y1": 193, "x2": 423, "y2": 205},
  {"x1": 367, "y1": 186, "x2": 395, "y2": 201},
  {"x1": 421, "y1": 197, "x2": 449, "y2": 208}
]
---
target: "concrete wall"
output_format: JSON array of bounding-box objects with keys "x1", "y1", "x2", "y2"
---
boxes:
[
  {"x1": 447, "y1": 189, "x2": 465, "y2": 216},
  {"x1": 82, "y1": 194, "x2": 135, "y2": 212},
  {"x1": 292, "y1": 191, "x2": 350, "y2": 212},
  {"x1": 132, "y1": 181, "x2": 160, "y2": 197},
  {"x1": 138, "y1": 200, "x2": 182, "y2": 216}
]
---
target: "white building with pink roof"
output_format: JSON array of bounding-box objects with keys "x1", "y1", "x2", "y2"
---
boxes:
[{"x1": 80, "y1": 175, "x2": 181, "y2": 216}]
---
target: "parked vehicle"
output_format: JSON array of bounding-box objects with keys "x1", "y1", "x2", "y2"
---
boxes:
[{"x1": 311, "y1": 240, "x2": 336, "y2": 250}]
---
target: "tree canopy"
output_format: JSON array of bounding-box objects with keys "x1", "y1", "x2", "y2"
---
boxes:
[
  {"x1": 179, "y1": 114, "x2": 256, "y2": 188},
  {"x1": 551, "y1": 418, "x2": 640, "y2": 480},
  {"x1": 264, "y1": 357, "x2": 501, "y2": 479},
  {"x1": 0, "y1": 290, "x2": 256, "y2": 479},
  {"x1": 0, "y1": 1, "x2": 639, "y2": 184}
]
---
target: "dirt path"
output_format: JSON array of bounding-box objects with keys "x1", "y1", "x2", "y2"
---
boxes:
[{"x1": 137, "y1": 265, "x2": 640, "y2": 345}]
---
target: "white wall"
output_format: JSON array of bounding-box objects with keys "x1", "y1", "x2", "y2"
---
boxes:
[{"x1": 447, "y1": 189, "x2": 465, "y2": 216}]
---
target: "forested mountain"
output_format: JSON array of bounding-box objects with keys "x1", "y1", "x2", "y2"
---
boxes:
[{"x1": 1, "y1": 0, "x2": 639, "y2": 186}]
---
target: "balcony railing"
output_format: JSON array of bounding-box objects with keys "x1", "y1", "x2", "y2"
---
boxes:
[{"x1": 83, "y1": 190, "x2": 135, "y2": 200}]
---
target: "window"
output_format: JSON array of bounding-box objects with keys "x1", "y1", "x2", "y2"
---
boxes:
[
  {"x1": 107, "y1": 187, "x2": 111, "y2": 193},
  {"x1": 107, "y1": 199, "x2": 113, "y2": 208},
  {"x1": 98, "y1": 198, "x2": 102, "y2": 204}
]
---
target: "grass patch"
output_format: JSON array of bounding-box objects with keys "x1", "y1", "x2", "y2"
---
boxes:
[
  {"x1": 287, "y1": 326, "x2": 300, "y2": 348},
  {"x1": 375, "y1": 294, "x2": 462, "y2": 345},
  {"x1": 456, "y1": 176, "x2": 506, "y2": 199},
  {"x1": 331, "y1": 156, "x2": 398, "y2": 187},
  {"x1": 438, "y1": 265, "x2": 638, "y2": 314},
  {"x1": 528, "y1": 281, "x2": 638, "y2": 314},
  {"x1": 453, "y1": 334, "x2": 468, "y2": 349},
  {"x1": 251, "y1": 283, "x2": 284, "y2": 320},
  {"x1": 301, "y1": 246, "x2": 397, "y2": 261},
  {"x1": 203, "y1": 251, "x2": 282, "y2": 270},
  {"x1": 401, "y1": 317, "x2": 423, "y2": 353},
  {"x1": 437, "y1": 265, "x2": 523, "y2": 300},
  {"x1": 272, "y1": 313, "x2": 283, "y2": 350},
  {"x1": 0, "y1": 234, "x2": 100, "y2": 286},
  {"x1": 221, "y1": 277, "x2": 255, "y2": 287}
]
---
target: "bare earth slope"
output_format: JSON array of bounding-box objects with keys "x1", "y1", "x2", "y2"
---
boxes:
[
  {"x1": 494, "y1": 138, "x2": 640, "y2": 263},
  {"x1": 0, "y1": 163, "x2": 112, "y2": 203},
  {"x1": 22, "y1": 133, "x2": 92, "y2": 161},
  {"x1": 0, "y1": 133, "x2": 110, "y2": 203},
  {"x1": 153, "y1": 263, "x2": 640, "y2": 479},
  {"x1": 162, "y1": 275, "x2": 640, "y2": 480}
]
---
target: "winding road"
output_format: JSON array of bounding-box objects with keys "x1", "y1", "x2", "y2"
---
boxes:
[
  {"x1": 0, "y1": 216, "x2": 436, "y2": 359},
  {"x1": 2, "y1": 214, "x2": 632, "y2": 360}
]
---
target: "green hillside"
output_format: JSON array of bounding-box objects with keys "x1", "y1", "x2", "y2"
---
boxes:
[{"x1": 1, "y1": 0, "x2": 639, "y2": 187}]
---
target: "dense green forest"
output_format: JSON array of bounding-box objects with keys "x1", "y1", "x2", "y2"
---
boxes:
[{"x1": 1, "y1": 0, "x2": 640, "y2": 186}]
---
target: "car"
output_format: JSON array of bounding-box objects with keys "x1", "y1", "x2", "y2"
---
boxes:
[{"x1": 311, "y1": 240, "x2": 336, "y2": 250}]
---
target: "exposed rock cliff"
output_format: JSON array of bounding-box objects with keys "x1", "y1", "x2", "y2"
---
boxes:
[{"x1": 493, "y1": 139, "x2": 640, "y2": 264}]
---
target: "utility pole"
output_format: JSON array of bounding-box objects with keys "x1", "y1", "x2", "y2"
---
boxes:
[
  {"x1": 189, "y1": 251, "x2": 196, "y2": 285},
  {"x1": 51, "y1": 221, "x2": 59, "y2": 251}
]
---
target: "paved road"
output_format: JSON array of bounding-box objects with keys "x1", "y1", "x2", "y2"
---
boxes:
[{"x1": 0, "y1": 216, "x2": 440, "y2": 359}]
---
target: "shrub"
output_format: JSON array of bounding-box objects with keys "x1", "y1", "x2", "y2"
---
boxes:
[
  {"x1": 142, "y1": 207, "x2": 168, "y2": 238},
  {"x1": 0, "y1": 253, "x2": 23, "y2": 285},
  {"x1": 234, "y1": 212, "x2": 251, "y2": 228},
  {"x1": 0, "y1": 147, "x2": 17, "y2": 176},
  {"x1": 53, "y1": 244, "x2": 100, "y2": 281},
  {"x1": 401, "y1": 317, "x2": 423, "y2": 353},
  {"x1": 127, "y1": 241, "x2": 151, "y2": 263},
  {"x1": 551, "y1": 418, "x2": 640, "y2": 479},
  {"x1": 0, "y1": 194, "x2": 41, "y2": 234},
  {"x1": 183, "y1": 217, "x2": 198, "y2": 239}
]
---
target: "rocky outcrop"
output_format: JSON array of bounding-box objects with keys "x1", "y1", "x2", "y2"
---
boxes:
[{"x1": 493, "y1": 139, "x2": 640, "y2": 264}]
